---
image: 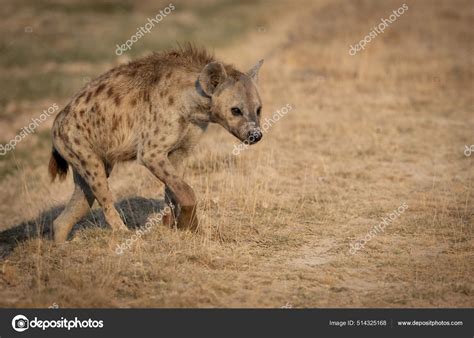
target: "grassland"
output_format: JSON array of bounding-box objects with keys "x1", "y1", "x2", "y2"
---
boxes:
[{"x1": 0, "y1": 0, "x2": 472, "y2": 307}]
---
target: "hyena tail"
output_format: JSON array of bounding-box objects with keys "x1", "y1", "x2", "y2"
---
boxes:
[{"x1": 48, "y1": 147, "x2": 69, "y2": 182}]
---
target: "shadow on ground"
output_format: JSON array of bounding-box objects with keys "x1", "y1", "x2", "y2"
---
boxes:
[{"x1": 0, "y1": 197, "x2": 166, "y2": 258}]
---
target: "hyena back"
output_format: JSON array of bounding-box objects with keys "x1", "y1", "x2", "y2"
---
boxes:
[{"x1": 49, "y1": 45, "x2": 264, "y2": 243}]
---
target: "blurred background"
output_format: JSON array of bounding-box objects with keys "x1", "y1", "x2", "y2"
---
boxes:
[{"x1": 0, "y1": 0, "x2": 472, "y2": 308}]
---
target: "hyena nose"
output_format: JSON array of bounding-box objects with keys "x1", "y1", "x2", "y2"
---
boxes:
[{"x1": 247, "y1": 129, "x2": 262, "y2": 144}]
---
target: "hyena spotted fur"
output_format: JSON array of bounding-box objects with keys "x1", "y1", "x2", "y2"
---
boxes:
[{"x1": 49, "y1": 45, "x2": 264, "y2": 243}]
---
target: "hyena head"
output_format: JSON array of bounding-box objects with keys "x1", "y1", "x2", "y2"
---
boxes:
[{"x1": 198, "y1": 60, "x2": 264, "y2": 144}]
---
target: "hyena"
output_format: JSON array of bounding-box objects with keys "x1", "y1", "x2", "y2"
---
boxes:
[{"x1": 49, "y1": 45, "x2": 264, "y2": 243}]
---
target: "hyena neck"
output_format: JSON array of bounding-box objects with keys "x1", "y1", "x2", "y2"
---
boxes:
[{"x1": 184, "y1": 78, "x2": 212, "y2": 125}]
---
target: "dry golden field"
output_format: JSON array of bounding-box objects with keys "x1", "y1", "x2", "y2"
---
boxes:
[{"x1": 0, "y1": 0, "x2": 472, "y2": 308}]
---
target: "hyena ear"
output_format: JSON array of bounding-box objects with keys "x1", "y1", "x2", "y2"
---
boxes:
[
  {"x1": 198, "y1": 62, "x2": 227, "y2": 96},
  {"x1": 247, "y1": 59, "x2": 264, "y2": 83}
]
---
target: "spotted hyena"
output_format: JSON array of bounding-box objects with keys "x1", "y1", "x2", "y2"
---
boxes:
[{"x1": 49, "y1": 45, "x2": 264, "y2": 243}]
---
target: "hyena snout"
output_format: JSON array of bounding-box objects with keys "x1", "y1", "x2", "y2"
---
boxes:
[{"x1": 246, "y1": 128, "x2": 262, "y2": 145}]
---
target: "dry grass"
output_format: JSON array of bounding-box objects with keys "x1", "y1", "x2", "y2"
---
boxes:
[{"x1": 0, "y1": 0, "x2": 472, "y2": 308}]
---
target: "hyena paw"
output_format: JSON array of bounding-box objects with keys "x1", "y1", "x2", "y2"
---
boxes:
[
  {"x1": 177, "y1": 205, "x2": 198, "y2": 231},
  {"x1": 53, "y1": 228, "x2": 69, "y2": 244},
  {"x1": 163, "y1": 211, "x2": 177, "y2": 227},
  {"x1": 163, "y1": 202, "x2": 179, "y2": 228}
]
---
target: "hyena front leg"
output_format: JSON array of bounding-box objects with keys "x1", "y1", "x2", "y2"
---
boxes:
[
  {"x1": 162, "y1": 125, "x2": 202, "y2": 227},
  {"x1": 53, "y1": 171, "x2": 95, "y2": 243},
  {"x1": 162, "y1": 148, "x2": 189, "y2": 227},
  {"x1": 163, "y1": 185, "x2": 178, "y2": 227},
  {"x1": 142, "y1": 154, "x2": 198, "y2": 230},
  {"x1": 72, "y1": 154, "x2": 128, "y2": 233}
]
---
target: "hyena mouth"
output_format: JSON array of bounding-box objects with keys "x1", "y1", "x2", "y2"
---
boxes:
[{"x1": 245, "y1": 129, "x2": 263, "y2": 145}]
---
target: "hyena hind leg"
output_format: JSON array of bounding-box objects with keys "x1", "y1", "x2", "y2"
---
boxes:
[
  {"x1": 53, "y1": 171, "x2": 95, "y2": 243},
  {"x1": 74, "y1": 156, "x2": 128, "y2": 233}
]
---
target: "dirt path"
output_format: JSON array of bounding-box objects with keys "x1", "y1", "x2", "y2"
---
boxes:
[{"x1": 0, "y1": 0, "x2": 472, "y2": 308}]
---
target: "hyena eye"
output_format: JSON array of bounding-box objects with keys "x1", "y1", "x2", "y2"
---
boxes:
[
  {"x1": 256, "y1": 106, "x2": 262, "y2": 116},
  {"x1": 231, "y1": 107, "x2": 243, "y2": 116}
]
